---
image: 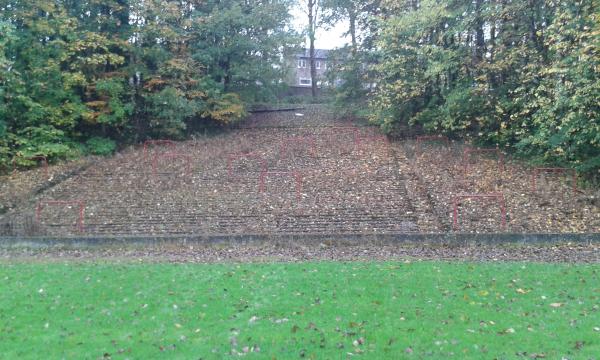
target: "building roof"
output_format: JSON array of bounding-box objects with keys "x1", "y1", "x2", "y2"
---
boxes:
[{"x1": 297, "y1": 48, "x2": 330, "y2": 60}]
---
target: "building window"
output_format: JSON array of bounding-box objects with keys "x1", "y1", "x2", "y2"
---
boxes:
[
  {"x1": 298, "y1": 59, "x2": 307, "y2": 68},
  {"x1": 299, "y1": 78, "x2": 312, "y2": 86},
  {"x1": 316, "y1": 61, "x2": 321, "y2": 69}
]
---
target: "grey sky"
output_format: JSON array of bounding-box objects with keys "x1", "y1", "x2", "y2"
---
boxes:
[{"x1": 291, "y1": 5, "x2": 349, "y2": 50}]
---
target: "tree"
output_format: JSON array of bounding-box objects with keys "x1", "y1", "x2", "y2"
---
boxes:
[
  {"x1": 322, "y1": 0, "x2": 381, "y2": 54},
  {"x1": 369, "y1": 0, "x2": 600, "y2": 179},
  {"x1": 0, "y1": 20, "x2": 15, "y2": 169},
  {"x1": 320, "y1": 0, "x2": 381, "y2": 116},
  {"x1": 1, "y1": 1, "x2": 87, "y2": 163},
  {"x1": 192, "y1": 0, "x2": 299, "y2": 102},
  {"x1": 299, "y1": 0, "x2": 326, "y2": 99},
  {"x1": 0, "y1": 0, "x2": 299, "y2": 170}
]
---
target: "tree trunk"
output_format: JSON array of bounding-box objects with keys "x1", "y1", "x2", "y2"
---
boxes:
[
  {"x1": 489, "y1": 17, "x2": 497, "y2": 89},
  {"x1": 223, "y1": 58, "x2": 231, "y2": 91},
  {"x1": 528, "y1": 0, "x2": 547, "y2": 61},
  {"x1": 308, "y1": 0, "x2": 318, "y2": 99},
  {"x1": 349, "y1": 8, "x2": 358, "y2": 55},
  {"x1": 474, "y1": 0, "x2": 485, "y2": 63}
]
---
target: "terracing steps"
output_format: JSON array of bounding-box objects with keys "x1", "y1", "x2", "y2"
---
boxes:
[{"x1": 15, "y1": 106, "x2": 425, "y2": 236}]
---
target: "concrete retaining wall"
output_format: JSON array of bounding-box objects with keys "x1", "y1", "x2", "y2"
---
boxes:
[{"x1": 1, "y1": 233, "x2": 599, "y2": 249}]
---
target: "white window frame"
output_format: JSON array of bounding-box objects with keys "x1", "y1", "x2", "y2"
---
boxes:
[
  {"x1": 316, "y1": 61, "x2": 321, "y2": 69},
  {"x1": 298, "y1": 59, "x2": 307, "y2": 68},
  {"x1": 299, "y1": 77, "x2": 312, "y2": 86}
]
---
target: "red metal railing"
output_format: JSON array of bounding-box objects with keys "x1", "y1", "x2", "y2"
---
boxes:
[{"x1": 35, "y1": 200, "x2": 86, "y2": 233}]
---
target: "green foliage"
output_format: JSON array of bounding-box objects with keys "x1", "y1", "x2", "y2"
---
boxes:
[
  {"x1": 144, "y1": 87, "x2": 199, "y2": 138},
  {"x1": 192, "y1": 0, "x2": 300, "y2": 102},
  {"x1": 369, "y1": 0, "x2": 600, "y2": 180},
  {"x1": 13, "y1": 125, "x2": 77, "y2": 161},
  {"x1": 88, "y1": 79, "x2": 134, "y2": 130},
  {"x1": 0, "y1": 0, "x2": 298, "y2": 172},
  {"x1": 85, "y1": 137, "x2": 117, "y2": 156},
  {"x1": 199, "y1": 92, "x2": 246, "y2": 126},
  {"x1": 0, "y1": 21, "x2": 12, "y2": 169},
  {"x1": 329, "y1": 54, "x2": 370, "y2": 117},
  {"x1": 321, "y1": 1, "x2": 381, "y2": 117}
]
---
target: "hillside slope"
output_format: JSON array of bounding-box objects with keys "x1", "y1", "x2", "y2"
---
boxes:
[{"x1": 1, "y1": 106, "x2": 598, "y2": 236}]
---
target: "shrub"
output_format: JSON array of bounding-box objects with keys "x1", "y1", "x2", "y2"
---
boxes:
[{"x1": 85, "y1": 137, "x2": 117, "y2": 156}]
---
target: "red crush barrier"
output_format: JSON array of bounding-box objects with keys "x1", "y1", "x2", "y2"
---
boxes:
[{"x1": 35, "y1": 200, "x2": 86, "y2": 233}]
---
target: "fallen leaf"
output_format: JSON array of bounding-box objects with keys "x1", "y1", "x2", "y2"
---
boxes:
[
  {"x1": 498, "y1": 328, "x2": 515, "y2": 335},
  {"x1": 352, "y1": 337, "x2": 365, "y2": 347}
]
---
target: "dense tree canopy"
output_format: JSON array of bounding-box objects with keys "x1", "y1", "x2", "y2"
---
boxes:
[
  {"x1": 366, "y1": 0, "x2": 599, "y2": 179},
  {"x1": 0, "y1": 0, "x2": 297, "y2": 170},
  {"x1": 2, "y1": 0, "x2": 598, "y2": 181}
]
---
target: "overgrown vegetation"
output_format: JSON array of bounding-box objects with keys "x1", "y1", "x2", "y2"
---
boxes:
[
  {"x1": 0, "y1": 0, "x2": 298, "y2": 171},
  {"x1": 1, "y1": 261, "x2": 598, "y2": 358},
  {"x1": 330, "y1": 0, "x2": 599, "y2": 180},
  {"x1": 3, "y1": 1, "x2": 598, "y2": 180}
]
